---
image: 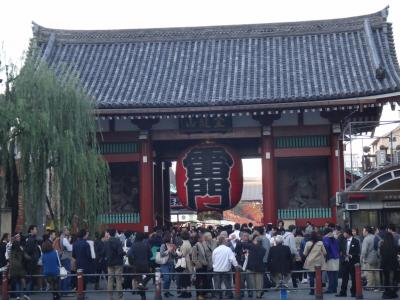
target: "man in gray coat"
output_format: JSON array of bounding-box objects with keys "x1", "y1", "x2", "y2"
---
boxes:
[{"x1": 361, "y1": 226, "x2": 380, "y2": 290}]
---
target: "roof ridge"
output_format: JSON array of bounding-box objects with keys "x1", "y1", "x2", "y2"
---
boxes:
[{"x1": 32, "y1": 8, "x2": 389, "y2": 44}]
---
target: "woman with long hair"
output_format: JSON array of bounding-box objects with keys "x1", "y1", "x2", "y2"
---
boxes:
[
  {"x1": 175, "y1": 230, "x2": 193, "y2": 298},
  {"x1": 159, "y1": 232, "x2": 176, "y2": 298},
  {"x1": 303, "y1": 231, "x2": 327, "y2": 295},
  {"x1": 379, "y1": 231, "x2": 399, "y2": 299}
]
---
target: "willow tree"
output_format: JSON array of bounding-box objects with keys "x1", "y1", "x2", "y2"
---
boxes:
[{"x1": 0, "y1": 57, "x2": 109, "y2": 232}]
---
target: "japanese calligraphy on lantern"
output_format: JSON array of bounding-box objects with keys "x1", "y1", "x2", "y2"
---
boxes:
[{"x1": 176, "y1": 143, "x2": 243, "y2": 212}]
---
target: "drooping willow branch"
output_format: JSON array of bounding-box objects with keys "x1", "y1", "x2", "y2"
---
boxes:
[{"x1": 0, "y1": 57, "x2": 109, "y2": 232}]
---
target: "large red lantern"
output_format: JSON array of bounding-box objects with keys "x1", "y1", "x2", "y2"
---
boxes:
[{"x1": 176, "y1": 143, "x2": 243, "y2": 212}]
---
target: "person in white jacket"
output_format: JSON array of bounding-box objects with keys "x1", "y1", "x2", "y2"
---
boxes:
[{"x1": 212, "y1": 235, "x2": 240, "y2": 299}]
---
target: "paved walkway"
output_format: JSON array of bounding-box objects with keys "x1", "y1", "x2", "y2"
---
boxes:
[{"x1": 23, "y1": 281, "x2": 387, "y2": 300}]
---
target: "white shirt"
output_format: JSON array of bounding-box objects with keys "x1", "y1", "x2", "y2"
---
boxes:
[
  {"x1": 212, "y1": 245, "x2": 238, "y2": 272},
  {"x1": 346, "y1": 237, "x2": 353, "y2": 256},
  {"x1": 62, "y1": 237, "x2": 73, "y2": 252}
]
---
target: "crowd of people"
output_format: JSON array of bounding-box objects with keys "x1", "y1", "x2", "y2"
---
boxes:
[{"x1": 0, "y1": 221, "x2": 399, "y2": 300}]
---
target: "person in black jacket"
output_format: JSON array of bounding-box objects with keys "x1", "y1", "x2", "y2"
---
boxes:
[
  {"x1": 24, "y1": 225, "x2": 41, "y2": 292},
  {"x1": 0, "y1": 233, "x2": 9, "y2": 269},
  {"x1": 336, "y1": 228, "x2": 360, "y2": 297},
  {"x1": 379, "y1": 231, "x2": 399, "y2": 299},
  {"x1": 104, "y1": 228, "x2": 124, "y2": 300},
  {"x1": 247, "y1": 237, "x2": 266, "y2": 299},
  {"x1": 94, "y1": 232, "x2": 106, "y2": 290},
  {"x1": 128, "y1": 232, "x2": 152, "y2": 300},
  {"x1": 267, "y1": 235, "x2": 292, "y2": 287}
]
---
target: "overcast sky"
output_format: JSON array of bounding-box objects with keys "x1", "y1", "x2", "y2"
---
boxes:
[{"x1": 1, "y1": 0, "x2": 399, "y2": 176}]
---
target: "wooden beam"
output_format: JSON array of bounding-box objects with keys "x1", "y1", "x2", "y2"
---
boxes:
[
  {"x1": 274, "y1": 147, "x2": 331, "y2": 157},
  {"x1": 152, "y1": 127, "x2": 261, "y2": 141}
]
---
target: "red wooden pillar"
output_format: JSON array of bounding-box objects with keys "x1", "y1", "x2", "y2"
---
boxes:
[
  {"x1": 329, "y1": 134, "x2": 344, "y2": 223},
  {"x1": 139, "y1": 135, "x2": 154, "y2": 232},
  {"x1": 261, "y1": 130, "x2": 277, "y2": 225}
]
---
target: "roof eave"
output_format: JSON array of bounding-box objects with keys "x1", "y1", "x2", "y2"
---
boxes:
[{"x1": 94, "y1": 91, "x2": 400, "y2": 116}]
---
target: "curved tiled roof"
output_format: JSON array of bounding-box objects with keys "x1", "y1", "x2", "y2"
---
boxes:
[{"x1": 33, "y1": 8, "x2": 400, "y2": 109}]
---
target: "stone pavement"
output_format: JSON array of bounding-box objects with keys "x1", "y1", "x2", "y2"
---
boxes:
[{"x1": 24, "y1": 281, "x2": 387, "y2": 300}]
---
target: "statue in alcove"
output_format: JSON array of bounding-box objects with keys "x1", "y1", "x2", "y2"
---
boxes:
[{"x1": 288, "y1": 171, "x2": 319, "y2": 208}]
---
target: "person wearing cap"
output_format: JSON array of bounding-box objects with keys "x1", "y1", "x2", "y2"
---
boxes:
[{"x1": 267, "y1": 235, "x2": 292, "y2": 287}]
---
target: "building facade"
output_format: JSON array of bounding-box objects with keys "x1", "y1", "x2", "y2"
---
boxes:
[{"x1": 29, "y1": 8, "x2": 400, "y2": 232}]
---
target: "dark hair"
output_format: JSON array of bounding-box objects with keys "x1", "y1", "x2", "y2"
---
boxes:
[
  {"x1": 107, "y1": 228, "x2": 116, "y2": 237},
  {"x1": 41, "y1": 240, "x2": 54, "y2": 253},
  {"x1": 135, "y1": 232, "x2": 145, "y2": 242},
  {"x1": 364, "y1": 226, "x2": 374, "y2": 234},
  {"x1": 248, "y1": 222, "x2": 253, "y2": 228},
  {"x1": 387, "y1": 224, "x2": 397, "y2": 232},
  {"x1": 162, "y1": 232, "x2": 172, "y2": 243},
  {"x1": 323, "y1": 228, "x2": 333, "y2": 236},
  {"x1": 42, "y1": 234, "x2": 50, "y2": 242},
  {"x1": 234, "y1": 223, "x2": 240, "y2": 230},
  {"x1": 28, "y1": 225, "x2": 37, "y2": 234},
  {"x1": 255, "y1": 226, "x2": 265, "y2": 235},
  {"x1": 344, "y1": 228, "x2": 352, "y2": 236},
  {"x1": 181, "y1": 231, "x2": 190, "y2": 240},
  {"x1": 310, "y1": 231, "x2": 319, "y2": 243},
  {"x1": 1, "y1": 233, "x2": 9, "y2": 242},
  {"x1": 266, "y1": 224, "x2": 273, "y2": 231},
  {"x1": 78, "y1": 229, "x2": 87, "y2": 239},
  {"x1": 295, "y1": 229, "x2": 304, "y2": 237},
  {"x1": 11, "y1": 240, "x2": 22, "y2": 252},
  {"x1": 288, "y1": 225, "x2": 296, "y2": 232}
]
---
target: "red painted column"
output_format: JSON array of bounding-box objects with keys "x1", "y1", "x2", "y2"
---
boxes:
[
  {"x1": 139, "y1": 136, "x2": 154, "y2": 232},
  {"x1": 330, "y1": 134, "x2": 344, "y2": 223},
  {"x1": 261, "y1": 132, "x2": 277, "y2": 225}
]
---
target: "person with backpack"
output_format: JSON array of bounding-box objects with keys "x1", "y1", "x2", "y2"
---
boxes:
[
  {"x1": 303, "y1": 231, "x2": 327, "y2": 295},
  {"x1": 104, "y1": 228, "x2": 124, "y2": 300},
  {"x1": 192, "y1": 233, "x2": 208, "y2": 300}
]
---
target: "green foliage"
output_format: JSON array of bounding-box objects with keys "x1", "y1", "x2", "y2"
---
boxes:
[{"x1": 0, "y1": 58, "x2": 109, "y2": 231}]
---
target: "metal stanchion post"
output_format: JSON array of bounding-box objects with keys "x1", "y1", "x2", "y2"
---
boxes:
[
  {"x1": 354, "y1": 263, "x2": 363, "y2": 299},
  {"x1": 2, "y1": 268, "x2": 9, "y2": 300},
  {"x1": 77, "y1": 269, "x2": 85, "y2": 300},
  {"x1": 154, "y1": 267, "x2": 163, "y2": 300},
  {"x1": 235, "y1": 269, "x2": 241, "y2": 300},
  {"x1": 315, "y1": 265, "x2": 323, "y2": 299}
]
